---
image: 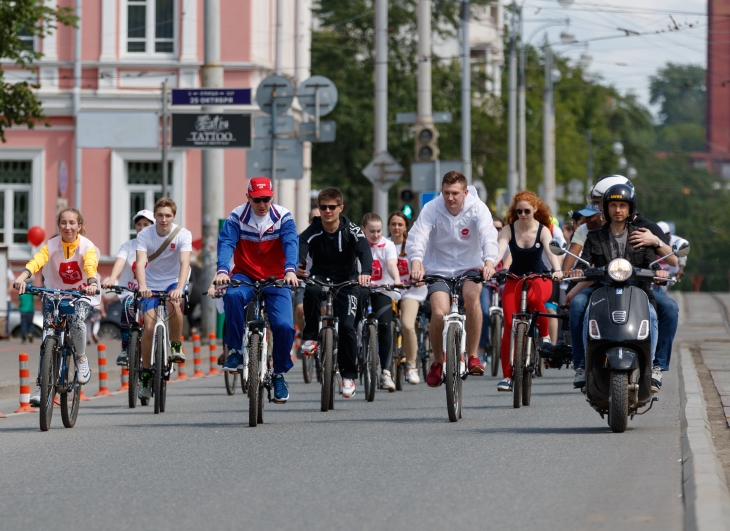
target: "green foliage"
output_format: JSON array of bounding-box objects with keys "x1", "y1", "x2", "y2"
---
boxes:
[
  {"x1": 649, "y1": 63, "x2": 706, "y2": 127},
  {"x1": 0, "y1": 0, "x2": 76, "y2": 141}
]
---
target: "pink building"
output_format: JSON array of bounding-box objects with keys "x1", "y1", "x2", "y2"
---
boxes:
[{"x1": 1, "y1": 0, "x2": 312, "y2": 277}]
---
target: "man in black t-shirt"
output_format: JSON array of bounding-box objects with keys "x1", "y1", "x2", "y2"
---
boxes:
[{"x1": 298, "y1": 188, "x2": 372, "y2": 399}]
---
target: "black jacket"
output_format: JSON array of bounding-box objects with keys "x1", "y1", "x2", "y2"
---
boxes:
[
  {"x1": 632, "y1": 212, "x2": 670, "y2": 247},
  {"x1": 577, "y1": 222, "x2": 659, "y2": 271},
  {"x1": 299, "y1": 215, "x2": 373, "y2": 282}
]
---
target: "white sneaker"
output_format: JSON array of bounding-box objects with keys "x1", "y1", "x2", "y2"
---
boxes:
[
  {"x1": 406, "y1": 367, "x2": 420, "y2": 385},
  {"x1": 497, "y1": 378, "x2": 512, "y2": 392},
  {"x1": 380, "y1": 370, "x2": 396, "y2": 391},
  {"x1": 342, "y1": 378, "x2": 356, "y2": 398},
  {"x1": 301, "y1": 340, "x2": 318, "y2": 356},
  {"x1": 651, "y1": 366, "x2": 662, "y2": 393},
  {"x1": 29, "y1": 386, "x2": 41, "y2": 407},
  {"x1": 76, "y1": 356, "x2": 91, "y2": 384}
]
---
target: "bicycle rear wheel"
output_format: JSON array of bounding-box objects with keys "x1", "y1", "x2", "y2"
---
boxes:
[
  {"x1": 513, "y1": 322, "x2": 527, "y2": 409},
  {"x1": 128, "y1": 330, "x2": 140, "y2": 408},
  {"x1": 489, "y1": 313, "x2": 502, "y2": 377},
  {"x1": 320, "y1": 328, "x2": 334, "y2": 412},
  {"x1": 248, "y1": 334, "x2": 261, "y2": 427},
  {"x1": 39, "y1": 337, "x2": 57, "y2": 432},
  {"x1": 153, "y1": 332, "x2": 164, "y2": 414},
  {"x1": 364, "y1": 324, "x2": 377, "y2": 402},
  {"x1": 445, "y1": 324, "x2": 462, "y2": 422},
  {"x1": 224, "y1": 370, "x2": 238, "y2": 395},
  {"x1": 61, "y1": 354, "x2": 80, "y2": 428}
]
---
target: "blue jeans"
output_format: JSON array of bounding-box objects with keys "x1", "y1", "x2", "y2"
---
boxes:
[
  {"x1": 223, "y1": 273, "x2": 294, "y2": 375},
  {"x1": 653, "y1": 291, "x2": 678, "y2": 371},
  {"x1": 478, "y1": 285, "x2": 492, "y2": 350},
  {"x1": 575, "y1": 288, "x2": 658, "y2": 368}
]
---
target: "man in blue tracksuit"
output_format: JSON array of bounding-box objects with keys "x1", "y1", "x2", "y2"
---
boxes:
[{"x1": 212, "y1": 177, "x2": 299, "y2": 403}]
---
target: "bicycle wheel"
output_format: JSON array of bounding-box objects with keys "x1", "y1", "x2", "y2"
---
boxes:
[
  {"x1": 392, "y1": 322, "x2": 404, "y2": 391},
  {"x1": 513, "y1": 322, "x2": 527, "y2": 409},
  {"x1": 489, "y1": 313, "x2": 502, "y2": 377},
  {"x1": 534, "y1": 330, "x2": 544, "y2": 378},
  {"x1": 445, "y1": 324, "x2": 462, "y2": 422},
  {"x1": 302, "y1": 350, "x2": 313, "y2": 384},
  {"x1": 60, "y1": 353, "x2": 80, "y2": 429},
  {"x1": 153, "y1": 332, "x2": 164, "y2": 414},
  {"x1": 224, "y1": 370, "x2": 238, "y2": 395},
  {"x1": 39, "y1": 337, "x2": 57, "y2": 432},
  {"x1": 364, "y1": 324, "x2": 377, "y2": 402},
  {"x1": 320, "y1": 328, "x2": 334, "y2": 412},
  {"x1": 248, "y1": 334, "x2": 261, "y2": 427},
  {"x1": 523, "y1": 337, "x2": 533, "y2": 406},
  {"x1": 128, "y1": 330, "x2": 140, "y2": 408}
]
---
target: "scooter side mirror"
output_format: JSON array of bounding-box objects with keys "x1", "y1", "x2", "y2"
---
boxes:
[
  {"x1": 549, "y1": 239, "x2": 566, "y2": 256},
  {"x1": 673, "y1": 240, "x2": 690, "y2": 258}
]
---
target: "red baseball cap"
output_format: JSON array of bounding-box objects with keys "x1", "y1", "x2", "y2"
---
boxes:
[{"x1": 248, "y1": 177, "x2": 274, "y2": 198}]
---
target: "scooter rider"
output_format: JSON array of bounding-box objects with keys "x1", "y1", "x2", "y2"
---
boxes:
[{"x1": 567, "y1": 184, "x2": 669, "y2": 388}]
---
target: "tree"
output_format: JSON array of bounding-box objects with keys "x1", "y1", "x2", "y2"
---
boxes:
[
  {"x1": 0, "y1": 0, "x2": 76, "y2": 141},
  {"x1": 649, "y1": 63, "x2": 706, "y2": 127}
]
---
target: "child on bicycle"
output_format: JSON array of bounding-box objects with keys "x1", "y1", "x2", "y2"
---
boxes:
[
  {"x1": 213, "y1": 177, "x2": 299, "y2": 403},
  {"x1": 360, "y1": 213, "x2": 401, "y2": 391},
  {"x1": 135, "y1": 198, "x2": 192, "y2": 400},
  {"x1": 14, "y1": 208, "x2": 100, "y2": 406},
  {"x1": 102, "y1": 210, "x2": 155, "y2": 366}
]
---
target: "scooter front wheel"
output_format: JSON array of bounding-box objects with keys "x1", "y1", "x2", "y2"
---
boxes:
[{"x1": 608, "y1": 371, "x2": 629, "y2": 433}]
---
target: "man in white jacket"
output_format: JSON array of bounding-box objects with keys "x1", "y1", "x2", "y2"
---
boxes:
[{"x1": 408, "y1": 171, "x2": 500, "y2": 387}]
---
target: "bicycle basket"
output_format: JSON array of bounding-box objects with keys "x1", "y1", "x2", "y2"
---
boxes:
[{"x1": 59, "y1": 300, "x2": 76, "y2": 315}]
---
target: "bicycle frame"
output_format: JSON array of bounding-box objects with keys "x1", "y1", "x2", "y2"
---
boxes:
[
  {"x1": 245, "y1": 288, "x2": 269, "y2": 385},
  {"x1": 442, "y1": 292, "x2": 467, "y2": 372},
  {"x1": 150, "y1": 297, "x2": 171, "y2": 376}
]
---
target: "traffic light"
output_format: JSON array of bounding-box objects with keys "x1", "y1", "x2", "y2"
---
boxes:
[
  {"x1": 398, "y1": 187, "x2": 415, "y2": 219},
  {"x1": 414, "y1": 124, "x2": 439, "y2": 162}
]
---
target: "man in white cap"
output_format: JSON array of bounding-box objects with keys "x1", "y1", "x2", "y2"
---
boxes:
[{"x1": 103, "y1": 210, "x2": 155, "y2": 366}]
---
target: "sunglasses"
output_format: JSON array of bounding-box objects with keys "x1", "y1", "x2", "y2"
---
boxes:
[
  {"x1": 516, "y1": 209, "x2": 532, "y2": 215},
  {"x1": 252, "y1": 196, "x2": 272, "y2": 204},
  {"x1": 319, "y1": 204, "x2": 341, "y2": 211}
]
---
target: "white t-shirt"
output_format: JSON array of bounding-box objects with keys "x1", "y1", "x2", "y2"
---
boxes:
[
  {"x1": 116, "y1": 238, "x2": 140, "y2": 299},
  {"x1": 571, "y1": 224, "x2": 589, "y2": 247},
  {"x1": 136, "y1": 223, "x2": 193, "y2": 291},
  {"x1": 369, "y1": 237, "x2": 398, "y2": 286}
]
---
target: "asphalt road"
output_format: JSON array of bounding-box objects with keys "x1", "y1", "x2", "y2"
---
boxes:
[{"x1": 0, "y1": 362, "x2": 683, "y2": 531}]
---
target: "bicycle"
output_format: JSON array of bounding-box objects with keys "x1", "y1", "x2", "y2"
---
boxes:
[
  {"x1": 389, "y1": 298, "x2": 405, "y2": 391},
  {"x1": 358, "y1": 284, "x2": 400, "y2": 400},
  {"x1": 423, "y1": 273, "x2": 484, "y2": 422},
  {"x1": 302, "y1": 277, "x2": 360, "y2": 411},
  {"x1": 104, "y1": 286, "x2": 147, "y2": 407},
  {"x1": 500, "y1": 271, "x2": 562, "y2": 409},
  {"x1": 485, "y1": 280, "x2": 504, "y2": 377},
  {"x1": 141, "y1": 292, "x2": 181, "y2": 414},
  {"x1": 27, "y1": 286, "x2": 89, "y2": 431},
  {"x1": 205, "y1": 294, "x2": 248, "y2": 396}
]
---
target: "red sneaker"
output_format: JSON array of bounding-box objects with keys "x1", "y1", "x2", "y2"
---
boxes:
[
  {"x1": 425, "y1": 362, "x2": 443, "y2": 388},
  {"x1": 468, "y1": 356, "x2": 484, "y2": 376}
]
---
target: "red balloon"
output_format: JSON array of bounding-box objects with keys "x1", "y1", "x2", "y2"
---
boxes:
[{"x1": 27, "y1": 226, "x2": 45, "y2": 246}]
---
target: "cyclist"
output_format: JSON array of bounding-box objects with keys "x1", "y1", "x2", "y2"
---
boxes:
[
  {"x1": 298, "y1": 187, "x2": 372, "y2": 399},
  {"x1": 214, "y1": 177, "x2": 299, "y2": 403},
  {"x1": 361, "y1": 213, "x2": 402, "y2": 391},
  {"x1": 388, "y1": 211, "x2": 426, "y2": 385},
  {"x1": 656, "y1": 221, "x2": 687, "y2": 286},
  {"x1": 408, "y1": 171, "x2": 499, "y2": 387},
  {"x1": 135, "y1": 198, "x2": 192, "y2": 400},
  {"x1": 102, "y1": 209, "x2": 155, "y2": 366},
  {"x1": 14, "y1": 208, "x2": 99, "y2": 406},
  {"x1": 495, "y1": 192, "x2": 563, "y2": 392}
]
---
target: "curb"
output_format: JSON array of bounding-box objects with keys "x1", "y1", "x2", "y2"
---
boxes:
[{"x1": 679, "y1": 343, "x2": 730, "y2": 531}]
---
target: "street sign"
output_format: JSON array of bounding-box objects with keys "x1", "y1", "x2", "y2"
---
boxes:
[
  {"x1": 298, "y1": 121, "x2": 336, "y2": 143},
  {"x1": 411, "y1": 160, "x2": 463, "y2": 192},
  {"x1": 171, "y1": 88, "x2": 251, "y2": 106},
  {"x1": 297, "y1": 76, "x2": 338, "y2": 117},
  {"x1": 171, "y1": 113, "x2": 251, "y2": 148},
  {"x1": 420, "y1": 191, "x2": 440, "y2": 210},
  {"x1": 396, "y1": 111, "x2": 453, "y2": 124},
  {"x1": 256, "y1": 75, "x2": 294, "y2": 116},
  {"x1": 362, "y1": 151, "x2": 405, "y2": 191},
  {"x1": 246, "y1": 137, "x2": 303, "y2": 180},
  {"x1": 254, "y1": 116, "x2": 296, "y2": 137}
]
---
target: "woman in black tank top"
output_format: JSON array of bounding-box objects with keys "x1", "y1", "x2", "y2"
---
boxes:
[{"x1": 494, "y1": 192, "x2": 563, "y2": 391}]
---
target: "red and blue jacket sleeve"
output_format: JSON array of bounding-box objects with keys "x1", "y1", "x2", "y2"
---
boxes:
[
  {"x1": 280, "y1": 213, "x2": 299, "y2": 274},
  {"x1": 216, "y1": 214, "x2": 239, "y2": 275}
]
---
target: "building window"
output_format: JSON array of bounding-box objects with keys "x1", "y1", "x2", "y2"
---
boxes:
[
  {"x1": 127, "y1": 161, "x2": 172, "y2": 239},
  {"x1": 18, "y1": 28, "x2": 35, "y2": 52},
  {"x1": 126, "y1": 0, "x2": 174, "y2": 54},
  {"x1": 0, "y1": 161, "x2": 32, "y2": 244}
]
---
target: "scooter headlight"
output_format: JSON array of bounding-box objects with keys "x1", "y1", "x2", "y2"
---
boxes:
[{"x1": 608, "y1": 258, "x2": 633, "y2": 282}]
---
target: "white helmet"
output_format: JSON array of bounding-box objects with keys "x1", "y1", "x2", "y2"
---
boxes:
[{"x1": 588, "y1": 175, "x2": 633, "y2": 203}]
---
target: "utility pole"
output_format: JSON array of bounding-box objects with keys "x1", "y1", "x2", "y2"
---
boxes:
[
  {"x1": 275, "y1": 0, "x2": 295, "y2": 213},
  {"x1": 460, "y1": 0, "x2": 472, "y2": 184},
  {"x1": 542, "y1": 36, "x2": 557, "y2": 214},
  {"x1": 161, "y1": 80, "x2": 168, "y2": 198},
  {"x1": 73, "y1": 0, "x2": 82, "y2": 209},
  {"x1": 373, "y1": 0, "x2": 389, "y2": 221},
  {"x1": 200, "y1": 0, "x2": 225, "y2": 338},
  {"x1": 507, "y1": 3, "x2": 518, "y2": 201},
  {"x1": 295, "y1": 0, "x2": 312, "y2": 229},
  {"x1": 517, "y1": 5, "x2": 526, "y2": 191}
]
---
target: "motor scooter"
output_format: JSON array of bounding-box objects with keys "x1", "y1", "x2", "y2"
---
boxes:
[{"x1": 550, "y1": 239, "x2": 690, "y2": 433}]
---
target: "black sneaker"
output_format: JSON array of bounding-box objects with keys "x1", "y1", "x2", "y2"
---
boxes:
[
  {"x1": 170, "y1": 341, "x2": 185, "y2": 363},
  {"x1": 139, "y1": 369, "x2": 152, "y2": 399}
]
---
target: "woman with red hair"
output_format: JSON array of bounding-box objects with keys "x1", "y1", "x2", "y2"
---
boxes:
[{"x1": 495, "y1": 191, "x2": 563, "y2": 392}]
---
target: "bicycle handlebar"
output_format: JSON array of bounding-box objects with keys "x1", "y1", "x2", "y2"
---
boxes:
[
  {"x1": 26, "y1": 286, "x2": 88, "y2": 298},
  {"x1": 302, "y1": 277, "x2": 360, "y2": 290}
]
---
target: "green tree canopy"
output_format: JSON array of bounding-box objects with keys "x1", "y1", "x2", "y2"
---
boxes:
[{"x1": 649, "y1": 63, "x2": 706, "y2": 127}]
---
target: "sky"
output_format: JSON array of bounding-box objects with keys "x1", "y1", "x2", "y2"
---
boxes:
[{"x1": 520, "y1": 0, "x2": 707, "y2": 115}]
